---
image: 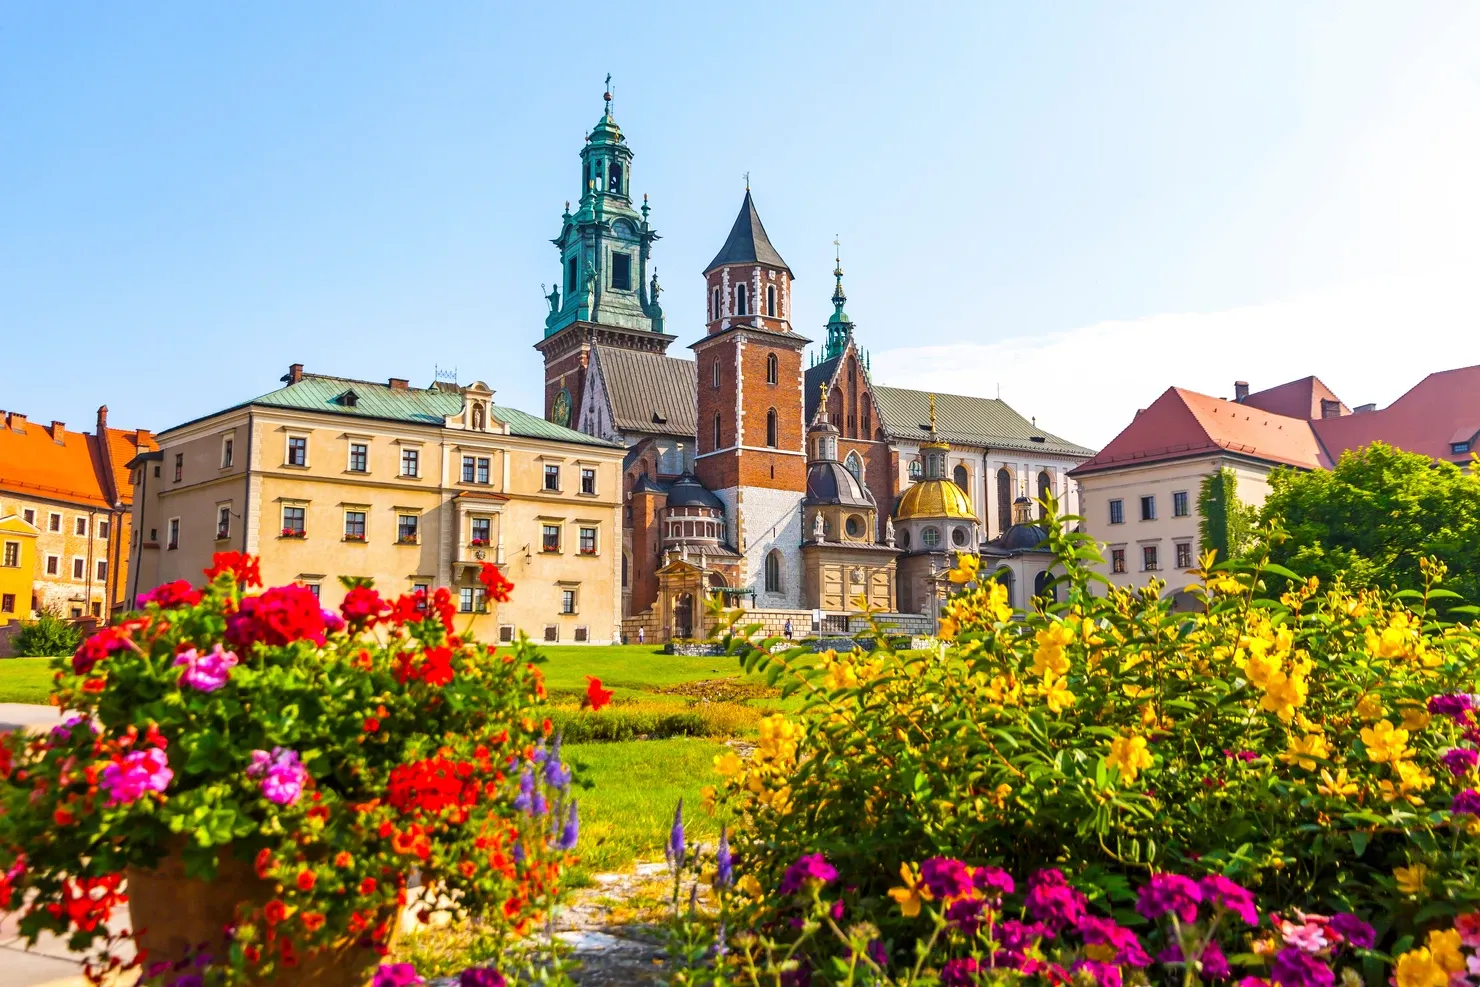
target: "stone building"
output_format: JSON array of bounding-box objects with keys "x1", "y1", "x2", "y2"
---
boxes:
[
  {"x1": 0, "y1": 405, "x2": 155, "y2": 619},
  {"x1": 128, "y1": 367, "x2": 625, "y2": 644},
  {"x1": 800, "y1": 417, "x2": 899, "y2": 612},
  {"x1": 892, "y1": 402, "x2": 983, "y2": 617}
]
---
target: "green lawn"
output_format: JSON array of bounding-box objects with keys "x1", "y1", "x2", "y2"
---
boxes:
[
  {"x1": 526, "y1": 644, "x2": 750, "y2": 699},
  {"x1": 0, "y1": 658, "x2": 56, "y2": 704}
]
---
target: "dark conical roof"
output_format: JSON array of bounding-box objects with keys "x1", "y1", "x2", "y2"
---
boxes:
[{"x1": 705, "y1": 191, "x2": 792, "y2": 275}]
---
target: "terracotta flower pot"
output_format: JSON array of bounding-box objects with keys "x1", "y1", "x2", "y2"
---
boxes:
[{"x1": 127, "y1": 847, "x2": 394, "y2": 987}]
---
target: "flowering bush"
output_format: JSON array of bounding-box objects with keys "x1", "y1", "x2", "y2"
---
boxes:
[
  {"x1": 0, "y1": 554, "x2": 572, "y2": 985},
  {"x1": 704, "y1": 521, "x2": 1480, "y2": 976}
]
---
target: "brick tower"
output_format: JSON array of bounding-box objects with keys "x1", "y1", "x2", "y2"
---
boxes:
[
  {"x1": 693, "y1": 190, "x2": 810, "y2": 606},
  {"x1": 535, "y1": 82, "x2": 674, "y2": 430}
]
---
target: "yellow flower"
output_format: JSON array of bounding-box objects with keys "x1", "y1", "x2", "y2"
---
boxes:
[
  {"x1": 1260, "y1": 668, "x2": 1309, "y2": 724},
  {"x1": 985, "y1": 580, "x2": 1012, "y2": 622},
  {"x1": 1355, "y1": 694, "x2": 1386, "y2": 721},
  {"x1": 937, "y1": 616, "x2": 958, "y2": 641},
  {"x1": 1280, "y1": 733, "x2": 1329, "y2": 771},
  {"x1": 1317, "y1": 767, "x2": 1358, "y2": 797},
  {"x1": 1360, "y1": 720, "x2": 1410, "y2": 764},
  {"x1": 1043, "y1": 675, "x2": 1076, "y2": 714},
  {"x1": 1208, "y1": 574, "x2": 1244, "y2": 595},
  {"x1": 700, "y1": 784, "x2": 717, "y2": 814},
  {"x1": 824, "y1": 659, "x2": 859, "y2": 691},
  {"x1": 948, "y1": 553, "x2": 981, "y2": 584},
  {"x1": 887, "y1": 862, "x2": 933, "y2": 917},
  {"x1": 735, "y1": 874, "x2": 763, "y2": 900},
  {"x1": 1400, "y1": 706, "x2": 1431, "y2": 732},
  {"x1": 1393, "y1": 864, "x2": 1429, "y2": 895},
  {"x1": 713, "y1": 751, "x2": 743, "y2": 777},
  {"x1": 1427, "y1": 929, "x2": 1466, "y2": 974},
  {"x1": 984, "y1": 674, "x2": 1022, "y2": 706},
  {"x1": 1394, "y1": 949, "x2": 1449, "y2": 987},
  {"x1": 988, "y1": 782, "x2": 1012, "y2": 808},
  {"x1": 1106, "y1": 734, "x2": 1154, "y2": 784},
  {"x1": 1032, "y1": 623, "x2": 1074, "y2": 679},
  {"x1": 1244, "y1": 650, "x2": 1282, "y2": 690}
]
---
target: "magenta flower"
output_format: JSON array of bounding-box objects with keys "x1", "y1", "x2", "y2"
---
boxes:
[
  {"x1": 101, "y1": 747, "x2": 173, "y2": 805},
  {"x1": 372, "y1": 964, "x2": 424, "y2": 987},
  {"x1": 920, "y1": 857, "x2": 974, "y2": 900},
  {"x1": 1200, "y1": 874, "x2": 1258, "y2": 926},
  {"x1": 247, "y1": 747, "x2": 308, "y2": 806},
  {"x1": 1078, "y1": 915, "x2": 1150, "y2": 966},
  {"x1": 1025, "y1": 869, "x2": 1087, "y2": 931},
  {"x1": 940, "y1": 957, "x2": 981, "y2": 987},
  {"x1": 1428, "y1": 694, "x2": 1476, "y2": 721},
  {"x1": 1441, "y1": 748, "x2": 1479, "y2": 777},
  {"x1": 1136, "y1": 873, "x2": 1203, "y2": 923},
  {"x1": 1159, "y1": 941, "x2": 1231, "y2": 979},
  {"x1": 1329, "y1": 913, "x2": 1375, "y2": 949},
  {"x1": 173, "y1": 644, "x2": 239, "y2": 693},
  {"x1": 1224, "y1": 748, "x2": 1258, "y2": 762},
  {"x1": 1270, "y1": 947, "x2": 1334, "y2": 987},
  {"x1": 973, "y1": 865, "x2": 1015, "y2": 897},
  {"x1": 778, "y1": 853, "x2": 837, "y2": 895},
  {"x1": 945, "y1": 897, "x2": 985, "y2": 933},
  {"x1": 1451, "y1": 788, "x2": 1480, "y2": 816},
  {"x1": 458, "y1": 968, "x2": 505, "y2": 987}
]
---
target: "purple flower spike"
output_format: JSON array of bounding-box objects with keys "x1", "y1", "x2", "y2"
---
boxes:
[
  {"x1": 557, "y1": 800, "x2": 579, "y2": 851},
  {"x1": 665, "y1": 799, "x2": 685, "y2": 871},
  {"x1": 715, "y1": 826, "x2": 732, "y2": 889}
]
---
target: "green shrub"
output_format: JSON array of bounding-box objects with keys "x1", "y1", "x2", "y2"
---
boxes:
[{"x1": 11, "y1": 607, "x2": 83, "y2": 657}]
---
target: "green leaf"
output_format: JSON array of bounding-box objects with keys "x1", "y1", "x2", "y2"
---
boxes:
[{"x1": 1348, "y1": 830, "x2": 1369, "y2": 857}]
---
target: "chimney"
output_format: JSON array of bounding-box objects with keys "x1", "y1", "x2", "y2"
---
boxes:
[
  {"x1": 1133, "y1": 408, "x2": 1145, "y2": 419},
  {"x1": 1234, "y1": 381, "x2": 1250, "y2": 402},
  {"x1": 1353, "y1": 403, "x2": 1376, "y2": 414},
  {"x1": 388, "y1": 377, "x2": 409, "y2": 390},
  {"x1": 282, "y1": 363, "x2": 304, "y2": 384},
  {"x1": 1320, "y1": 398, "x2": 1343, "y2": 419},
  {"x1": 51, "y1": 421, "x2": 66, "y2": 445},
  {"x1": 7, "y1": 412, "x2": 25, "y2": 434},
  {"x1": 96, "y1": 405, "x2": 109, "y2": 434}
]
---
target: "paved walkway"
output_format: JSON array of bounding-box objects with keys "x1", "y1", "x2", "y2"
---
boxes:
[{"x1": 0, "y1": 703, "x2": 64, "y2": 734}]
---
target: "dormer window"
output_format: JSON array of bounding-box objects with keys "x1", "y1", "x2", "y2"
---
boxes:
[
  {"x1": 735, "y1": 284, "x2": 749, "y2": 316},
  {"x1": 610, "y1": 252, "x2": 632, "y2": 291},
  {"x1": 1454, "y1": 441, "x2": 1472, "y2": 455},
  {"x1": 339, "y1": 389, "x2": 359, "y2": 407}
]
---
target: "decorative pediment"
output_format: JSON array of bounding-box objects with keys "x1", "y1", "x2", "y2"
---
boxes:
[{"x1": 445, "y1": 381, "x2": 507, "y2": 433}]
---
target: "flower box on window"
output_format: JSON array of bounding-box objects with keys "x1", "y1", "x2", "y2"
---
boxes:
[
  {"x1": 281, "y1": 528, "x2": 306, "y2": 539},
  {"x1": 215, "y1": 530, "x2": 230, "y2": 541},
  {"x1": 396, "y1": 536, "x2": 418, "y2": 546},
  {"x1": 470, "y1": 538, "x2": 489, "y2": 547},
  {"x1": 579, "y1": 548, "x2": 597, "y2": 556},
  {"x1": 344, "y1": 533, "x2": 366, "y2": 542}
]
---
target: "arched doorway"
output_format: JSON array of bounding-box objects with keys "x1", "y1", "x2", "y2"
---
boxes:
[
  {"x1": 674, "y1": 592, "x2": 695, "y2": 640},
  {"x1": 1033, "y1": 569, "x2": 1057, "y2": 602}
]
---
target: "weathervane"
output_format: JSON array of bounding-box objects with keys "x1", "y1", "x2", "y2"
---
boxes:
[
  {"x1": 743, "y1": 171, "x2": 750, "y2": 191},
  {"x1": 603, "y1": 73, "x2": 613, "y2": 113}
]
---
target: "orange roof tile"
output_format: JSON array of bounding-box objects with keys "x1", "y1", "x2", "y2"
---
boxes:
[
  {"x1": 1311, "y1": 364, "x2": 1480, "y2": 465},
  {"x1": 0, "y1": 412, "x2": 155, "y2": 510},
  {"x1": 1241, "y1": 376, "x2": 1349, "y2": 420}
]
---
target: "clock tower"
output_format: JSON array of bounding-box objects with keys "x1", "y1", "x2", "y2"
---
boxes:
[{"x1": 535, "y1": 83, "x2": 675, "y2": 428}]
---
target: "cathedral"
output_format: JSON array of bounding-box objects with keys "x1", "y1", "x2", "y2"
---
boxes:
[{"x1": 536, "y1": 89, "x2": 1094, "y2": 641}]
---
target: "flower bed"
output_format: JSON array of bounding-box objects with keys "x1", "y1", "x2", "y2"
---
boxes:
[{"x1": 0, "y1": 554, "x2": 573, "y2": 986}]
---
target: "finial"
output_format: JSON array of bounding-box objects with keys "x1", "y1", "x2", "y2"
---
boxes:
[
  {"x1": 743, "y1": 171, "x2": 750, "y2": 191},
  {"x1": 929, "y1": 393, "x2": 937, "y2": 433},
  {"x1": 819, "y1": 381, "x2": 829, "y2": 406},
  {"x1": 833, "y1": 236, "x2": 842, "y2": 275},
  {"x1": 603, "y1": 73, "x2": 613, "y2": 114}
]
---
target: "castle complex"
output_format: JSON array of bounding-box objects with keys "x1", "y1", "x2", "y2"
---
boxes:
[{"x1": 535, "y1": 90, "x2": 1093, "y2": 640}]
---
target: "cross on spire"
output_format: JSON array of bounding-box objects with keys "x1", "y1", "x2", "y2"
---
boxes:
[
  {"x1": 603, "y1": 73, "x2": 613, "y2": 114},
  {"x1": 743, "y1": 171, "x2": 750, "y2": 191}
]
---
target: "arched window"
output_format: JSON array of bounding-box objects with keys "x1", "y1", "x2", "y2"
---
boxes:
[
  {"x1": 909, "y1": 459, "x2": 923, "y2": 481},
  {"x1": 1034, "y1": 570, "x2": 1056, "y2": 602},
  {"x1": 608, "y1": 161, "x2": 622, "y2": 194},
  {"x1": 713, "y1": 414, "x2": 722, "y2": 449},
  {"x1": 764, "y1": 550, "x2": 782, "y2": 593},
  {"x1": 996, "y1": 468, "x2": 1013, "y2": 536},
  {"x1": 622, "y1": 553, "x2": 629, "y2": 587},
  {"x1": 1037, "y1": 470, "x2": 1052, "y2": 519},
  {"x1": 766, "y1": 285, "x2": 777, "y2": 317},
  {"x1": 712, "y1": 360, "x2": 720, "y2": 388},
  {"x1": 735, "y1": 284, "x2": 749, "y2": 316},
  {"x1": 995, "y1": 567, "x2": 1015, "y2": 609},
  {"x1": 861, "y1": 396, "x2": 871, "y2": 437},
  {"x1": 953, "y1": 464, "x2": 969, "y2": 495},
  {"x1": 765, "y1": 408, "x2": 778, "y2": 448},
  {"x1": 766, "y1": 353, "x2": 778, "y2": 384},
  {"x1": 712, "y1": 287, "x2": 721, "y2": 320},
  {"x1": 845, "y1": 451, "x2": 863, "y2": 481}
]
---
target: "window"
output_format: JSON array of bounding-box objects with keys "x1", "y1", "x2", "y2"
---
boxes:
[
  {"x1": 217, "y1": 505, "x2": 231, "y2": 539},
  {"x1": 766, "y1": 353, "x2": 778, "y2": 384},
  {"x1": 711, "y1": 287, "x2": 721, "y2": 321},
  {"x1": 413, "y1": 582, "x2": 430, "y2": 604},
  {"x1": 542, "y1": 524, "x2": 561, "y2": 553},
  {"x1": 713, "y1": 414, "x2": 722, "y2": 449},
  {"x1": 1111, "y1": 548, "x2": 1127, "y2": 574},
  {"x1": 459, "y1": 587, "x2": 488, "y2": 613},
  {"x1": 286, "y1": 437, "x2": 307, "y2": 467},
  {"x1": 70, "y1": 606, "x2": 82, "y2": 618},
  {"x1": 712, "y1": 360, "x2": 720, "y2": 388},
  {"x1": 498, "y1": 625, "x2": 515, "y2": 643},
  {"x1": 345, "y1": 511, "x2": 367, "y2": 541},
  {"x1": 909, "y1": 460, "x2": 923, "y2": 481},
  {"x1": 221, "y1": 436, "x2": 234, "y2": 468},
  {"x1": 1143, "y1": 545, "x2": 1159, "y2": 571},
  {"x1": 22, "y1": 508, "x2": 34, "y2": 525},
  {"x1": 305, "y1": 584, "x2": 321, "y2": 600},
  {"x1": 735, "y1": 283, "x2": 748, "y2": 316},
  {"x1": 96, "y1": 559, "x2": 107, "y2": 581},
  {"x1": 400, "y1": 447, "x2": 419, "y2": 478},
  {"x1": 470, "y1": 517, "x2": 491, "y2": 544},
  {"x1": 952, "y1": 525, "x2": 970, "y2": 546},
  {"x1": 72, "y1": 557, "x2": 84, "y2": 580},
  {"x1": 46, "y1": 555, "x2": 59, "y2": 575},
  {"x1": 567, "y1": 257, "x2": 577, "y2": 294},
  {"x1": 75, "y1": 516, "x2": 88, "y2": 536},
  {"x1": 167, "y1": 518, "x2": 180, "y2": 550},
  {"x1": 1, "y1": 541, "x2": 18, "y2": 567},
  {"x1": 173, "y1": 453, "x2": 184, "y2": 482},
  {"x1": 766, "y1": 284, "x2": 777, "y2": 317},
  {"x1": 1109, "y1": 499, "x2": 1125, "y2": 525},
  {"x1": 921, "y1": 526, "x2": 942, "y2": 549},
  {"x1": 953, "y1": 464, "x2": 969, "y2": 492},
  {"x1": 608, "y1": 161, "x2": 622, "y2": 194},
  {"x1": 764, "y1": 551, "x2": 782, "y2": 593},
  {"x1": 575, "y1": 626, "x2": 589, "y2": 642},
  {"x1": 544, "y1": 464, "x2": 561, "y2": 491},
  {"x1": 1140, "y1": 496, "x2": 1156, "y2": 521},
  {"x1": 98, "y1": 519, "x2": 109, "y2": 540},
  {"x1": 1173, "y1": 491, "x2": 1189, "y2": 517},
  {"x1": 397, "y1": 515, "x2": 419, "y2": 544},
  {"x1": 282, "y1": 506, "x2": 306, "y2": 537},
  {"x1": 543, "y1": 625, "x2": 559, "y2": 643},
  {"x1": 49, "y1": 512, "x2": 61, "y2": 532},
  {"x1": 1, "y1": 594, "x2": 13, "y2": 614},
  {"x1": 1037, "y1": 471, "x2": 1052, "y2": 519},
  {"x1": 1176, "y1": 542, "x2": 1193, "y2": 569},
  {"x1": 462, "y1": 456, "x2": 476, "y2": 483},
  {"x1": 845, "y1": 451, "x2": 863, "y2": 482},
  {"x1": 478, "y1": 458, "x2": 491, "y2": 484},
  {"x1": 581, "y1": 468, "x2": 596, "y2": 494},
  {"x1": 579, "y1": 526, "x2": 597, "y2": 555},
  {"x1": 610, "y1": 251, "x2": 632, "y2": 290},
  {"x1": 1454, "y1": 442, "x2": 1472, "y2": 455},
  {"x1": 349, "y1": 443, "x2": 368, "y2": 473},
  {"x1": 845, "y1": 515, "x2": 864, "y2": 538},
  {"x1": 561, "y1": 589, "x2": 577, "y2": 614},
  {"x1": 765, "y1": 408, "x2": 778, "y2": 448}
]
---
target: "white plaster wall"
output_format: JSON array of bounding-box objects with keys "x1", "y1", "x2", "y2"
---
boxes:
[{"x1": 712, "y1": 484, "x2": 803, "y2": 608}]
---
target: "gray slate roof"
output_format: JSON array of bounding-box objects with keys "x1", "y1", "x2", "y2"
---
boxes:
[
  {"x1": 705, "y1": 191, "x2": 793, "y2": 275},
  {"x1": 593, "y1": 346, "x2": 698, "y2": 439},
  {"x1": 167, "y1": 374, "x2": 619, "y2": 448},
  {"x1": 871, "y1": 386, "x2": 1094, "y2": 458},
  {"x1": 805, "y1": 355, "x2": 842, "y2": 422}
]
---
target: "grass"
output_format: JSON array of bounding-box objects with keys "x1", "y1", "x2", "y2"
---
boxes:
[
  {"x1": 0, "y1": 657, "x2": 56, "y2": 704},
  {"x1": 526, "y1": 644, "x2": 751, "y2": 700}
]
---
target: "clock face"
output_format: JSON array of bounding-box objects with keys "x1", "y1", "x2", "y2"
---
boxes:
[{"x1": 552, "y1": 388, "x2": 572, "y2": 427}]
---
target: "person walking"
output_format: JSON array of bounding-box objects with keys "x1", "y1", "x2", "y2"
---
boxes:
[
  {"x1": 783, "y1": 618, "x2": 793, "y2": 640},
  {"x1": 637, "y1": 626, "x2": 645, "y2": 645}
]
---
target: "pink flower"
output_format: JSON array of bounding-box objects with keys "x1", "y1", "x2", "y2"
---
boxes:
[
  {"x1": 1201, "y1": 874, "x2": 1258, "y2": 926},
  {"x1": 247, "y1": 747, "x2": 308, "y2": 806},
  {"x1": 101, "y1": 747, "x2": 173, "y2": 804},
  {"x1": 173, "y1": 645, "x2": 239, "y2": 692},
  {"x1": 373, "y1": 964, "x2": 424, "y2": 987},
  {"x1": 1455, "y1": 913, "x2": 1480, "y2": 949},
  {"x1": 778, "y1": 853, "x2": 837, "y2": 895},
  {"x1": 920, "y1": 857, "x2": 974, "y2": 900},
  {"x1": 1136, "y1": 873, "x2": 1203, "y2": 924}
]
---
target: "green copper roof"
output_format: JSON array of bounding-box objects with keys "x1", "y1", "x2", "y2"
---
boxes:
[{"x1": 166, "y1": 374, "x2": 620, "y2": 448}]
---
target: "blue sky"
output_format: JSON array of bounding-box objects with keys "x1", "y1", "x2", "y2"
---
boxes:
[{"x1": 4, "y1": 3, "x2": 1478, "y2": 447}]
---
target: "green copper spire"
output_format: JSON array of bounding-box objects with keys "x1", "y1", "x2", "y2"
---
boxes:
[{"x1": 822, "y1": 237, "x2": 852, "y2": 361}]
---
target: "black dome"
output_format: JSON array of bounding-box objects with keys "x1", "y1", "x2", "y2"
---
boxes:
[
  {"x1": 666, "y1": 472, "x2": 725, "y2": 510},
  {"x1": 805, "y1": 461, "x2": 875, "y2": 508},
  {"x1": 1000, "y1": 523, "x2": 1049, "y2": 552}
]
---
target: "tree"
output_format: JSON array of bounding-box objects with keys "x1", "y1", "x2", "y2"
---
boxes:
[
  {"x1": 1199, "y1": 467, "x2": 1257, "y2": 565},
  {"x1": 12, "y1": 606, "x2": 83, "y2": 657},
  {"x1": 1257, "y1": 442, "x2": 1480, "y2": 604}
]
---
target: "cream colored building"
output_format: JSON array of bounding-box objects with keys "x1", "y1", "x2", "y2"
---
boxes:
[{"x1": 128, "y1": 366, "x2": 625, "y2": 644}]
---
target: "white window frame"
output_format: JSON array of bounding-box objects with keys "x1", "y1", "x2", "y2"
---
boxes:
[
  {"x1": 96, "y1": 558, "x2": 108, "y2": 582},
  {"x1": 75, "y1": 516, "x2": 88, "y2": 537},
  {"x1": 579, "y1": 466, "x2": 597, "y2": 495},
  {"x1": 97, "y1": 518, "x2": 109, "y2": 540},
  {"x1": 216, "y1": 504, "x2": 232, "y2": 540},
  {"x1": 71, "y1": 556, "x2": 86, "y2": 581},
  {"x1": 22, "y1": 508, "x2": 35, "y2": 525},
  {"x1": 221, "y1": 433, "x2": 234, "y2": 469},
  {"x1": 281, "y1": 504, "x2": 307, "y2": 537},
  {"x1": 560, "y1": 586, "x2": 578, "y2": 615},
  {"x1": 344, "y1": 509, "x2": 368, "y2": 542},
  {"x1": 285, "y1": 432, "x2": 310, "y2": 468},
  {"x1": 399, "y1": 444, "x2": 422, "y2": 478},
  {"x1": 48, "y1": 512, "x2": 61, "y2": 532},
  {"x1": 45, "y1": 554, "x2": 60, "y2": 575},
  {"x1": 167, "y1": 518, "x2": 181, "y2": 550},
  {"x1": 347, "y1": 440, "x2": 370, "y2": 474},
  {"x1": 1, "y1": 540, "x2": 19, "y2": 568},
  {"x1": 578, "y1": 525, "x2": 599, "y2": 556}
]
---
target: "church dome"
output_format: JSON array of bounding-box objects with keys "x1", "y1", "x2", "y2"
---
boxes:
[
  {"x1": 999, "y1": 523, "x2": 1050, "y2": 552},
  {"x1": 895, "y1": 478, "x2": 975, "y2": 521},
  {"x1": 805, "y1": 461, "x2": 875, "y2": 508},
  {"x1": 665, "y1": 472, "x2": 724, "y2": 511}
]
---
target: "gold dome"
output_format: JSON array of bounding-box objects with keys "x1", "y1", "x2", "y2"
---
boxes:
[{"x1": 896, "y1": 479, "x2": 975, "y2": 520}]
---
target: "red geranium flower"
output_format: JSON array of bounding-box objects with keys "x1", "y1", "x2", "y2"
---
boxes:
[
  {"x1": 478, "y1": 563, "x2": 515, "y2": 603},
  {"x1": 363, "y1": 717, "x2": 380, "y2": 733},
  {"x1": 205, "y1": 551, "x2": 262, "y2": 588},
  {"x1": 296, "y1": 869, "x2": 316, "y2": 891},
  {"x1": 224, "y1": 584, "x2": 328, "y2": 649},
  {"x1": 583, "y1": 676, "x2": 613, "y2": 712},
  {"x1": 340, "y1": 585, "x2": 388, "y2": 627},
  {"x1": 358, "y1": 877, "x2": 378, "y2": 896},
  {"x1": 264, "y1": 899, "x2": 287, "y2": 925},
  {"x1": 137, "y1": 579, "x2": 202, "y2": 609},
  {"x1": 300, "y1": 911, "x2": 325, "y2": 932},
  {"x1": 72, "y1": 626, "x2": 131, "y2": 675}
]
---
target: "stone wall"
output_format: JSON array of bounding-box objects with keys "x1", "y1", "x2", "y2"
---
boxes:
[{"x1": 851, "y1": 611, "x2": 935, "y2": 637}]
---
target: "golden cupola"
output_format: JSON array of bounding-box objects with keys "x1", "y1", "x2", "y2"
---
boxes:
[{"x1": 895, "y1": 395, "x2": 975, "y2": 521}]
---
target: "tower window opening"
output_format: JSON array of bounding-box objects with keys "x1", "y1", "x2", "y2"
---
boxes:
[
  {"x1": 845, "y1": 451, "x2": 863, "y2": 481},
  {"x1": 610, "y1": 251, "x2": 632, "y2": 290},
  {"x1": 953, "y1": 464, "x2": 969, "y2": 494},
  {"x1": 766, "y1": 353, "x2": 778, "y2": 384},
  {"x1": 608, "y1": 161, "x2": 623, "y2": 194},
  {"x1": 712, "y1": 287, "x2": 721, "y2": 319},
  {"x1": 567, "y1": 257, "x2": 577, "y2": 294},
  {"x1": 766, "y1": 285, "x2": 777, "y2": 317},
  {"x1": 712, "y1": 360, "x2": 721, "y2": 388},
  {"x1": 764, "y1": 550, "x2": 782, "y2": 593},
  {"x1": 713, "y1": 414, "x2": 722, "y2": 449},
  {"x1": 735, "y1": 284, "x2": 749, "y2": 316},
  {"x1": 1037, "y1": 470, "x2": 1052, "y2": 519},
  {"x1": 766, "y1": 408, "x2": 778, "y2": 448},
  {"x1": 997, "y1": 468, "x2": 1012, "y2": 536}
]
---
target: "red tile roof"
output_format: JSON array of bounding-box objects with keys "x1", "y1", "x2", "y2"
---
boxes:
[
  {"x1": 1311, "y1": 364, "x2": 1480, "y2": 465},
  {"x1": 0, "y1": 412, "x2": 155, "y2": 510},
  {"x1": 1241, "y1": 376, "x2": 1349, "y2": 420},
  {"x1": 1071, "y1": 387, "x2": 1327, "y2": 477}
]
